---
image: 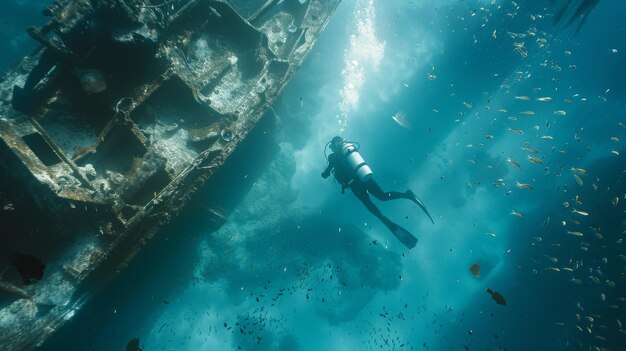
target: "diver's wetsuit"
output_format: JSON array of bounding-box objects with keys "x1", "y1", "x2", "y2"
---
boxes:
[{"x1": 322, "y1": 150, "x2": 412, "y2": 226}]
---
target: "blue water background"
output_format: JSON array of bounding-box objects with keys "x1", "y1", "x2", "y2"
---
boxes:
[{"x1": 2, "y1": 0, "x2": 625, "y2": 350}]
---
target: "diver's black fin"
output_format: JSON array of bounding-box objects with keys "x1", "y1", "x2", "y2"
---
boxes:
[
  {"x1": 384, "y1": 220, "x2": 417, "y2": 249},
  {"x1": 407, "y1": 190, "x2": 435, "y2": 224}
]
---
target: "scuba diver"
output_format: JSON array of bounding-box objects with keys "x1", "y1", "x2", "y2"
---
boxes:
[{"x1": 322, "y1": 136, "x2": 434, "y2": 249}]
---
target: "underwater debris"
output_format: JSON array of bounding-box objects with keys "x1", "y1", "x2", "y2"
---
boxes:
[
  {"x1": 486, "y1": 288, "x2": 507, "y2": 306},
  {"x1": 469, "y1": 264, "x2": 480, "y2": 278}
]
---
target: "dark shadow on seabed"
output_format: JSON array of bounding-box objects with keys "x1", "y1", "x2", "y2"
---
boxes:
[{"x1": 39, "y1": 111, "x2": 279, "y2": 350}]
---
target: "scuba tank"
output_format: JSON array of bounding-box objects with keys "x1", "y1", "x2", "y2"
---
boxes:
[{"x1": 341, "y1": 142, "x2": 373, "y2": 182}]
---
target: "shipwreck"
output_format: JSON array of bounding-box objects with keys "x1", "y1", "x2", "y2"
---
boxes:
[{"x1": 0, "y1": 0, "x2": 340, "y2": 349}]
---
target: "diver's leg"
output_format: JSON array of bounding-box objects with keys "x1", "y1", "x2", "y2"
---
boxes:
[
  {"x1": 366, "y1": 179, "x2": 411, "y2": 201},
  {"x1": 351, "y1": 184, "x2": 417, "y2": 248},
  {"x1": 351, "y1": 184, "x2": 387, "y2": 222},
  {"x1": 366, "y1": 179, "x2": 435, "y2": 225}
]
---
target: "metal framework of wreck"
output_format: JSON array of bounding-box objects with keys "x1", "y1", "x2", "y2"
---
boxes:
[{"x1": 0, "y1": 0, "x2": 340, "y2": 348}]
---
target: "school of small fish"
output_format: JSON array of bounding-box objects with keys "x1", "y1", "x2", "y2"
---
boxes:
[{"x1": 417, "y1": 1, "x2": 626, "y2": 350}]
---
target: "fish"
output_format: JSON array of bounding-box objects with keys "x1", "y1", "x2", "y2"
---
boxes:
[
  {"x1": 520, "y1": 111, "x2": 535, "y2": 115},
  {"x1": 508, "y1": 128, "x2": 524, "y2": 134},
  {"x1": 548, "y1": 267, "x2": 560, "y2": 272},
  {"x1": 540, "y1": 135, "x2": 553, "y2": 140},
  {"x1": 427, "y1": 73, "x2": 437, "y2": 80},
  {"x1": 515, "y1": 95, "x2": 531, "y2": 101},
  {"x1": 522, "y1": 147, "x2": 540, "y2": 153},
  {"x1": 567, "y1": 231, "x2": 584, "y2": 237},
  {"x1": 515, "y1": 181, "x2": 533, "y2": 190},
  {"x1": 573, "y1": 174, "x2": 584, "y2": 186},
  {"x1": 126, "y1": 338, "x2": 142, "y2": 351},
  {"x1": 545, "y1": 255, "x2": 558, "y2": 263},
  {"x1": 510, "y1": 210, "x2": 523, "y2": 218},
  {"x1": 498, "y1": 109, "x2": 508, "y2": 113},
  {"x1": 527, "y1": 155, "x2": 543, "y2": 164},
  {"x1": 486, "y1": 288, "x2": 507, "y2": 306},
  {"x1": 572, "y1": 209, "x2": 588, "y2": 216},
  {"x1": 554, "y1": 110, "x2": 567, "y2": 116},
  {"x1": 469, "y1": 263, "x2": 480, "y2": 278},
  {"x1": 391, "y1": 111, "x2": 411, "y2": 129},
  {"x1": 610, "y1": 136, "x2": 620, "y2": 142},
  {"x1": 611, "y1": 150, "x2": 620, "y2": 155},
  {"x1": 507, "y1": 158, "x2": 521, "y2": 168},
  {"x1": 570, "y1": 167, "x2": 588, "y2": 175},
  {"x1": 536, "y1": 97, "x2": 553, "y2": 102},
  {"x1": 612, "y1": 197, "x2": 619, "y2": 207},
  {"x1": 463, "y1": 102, "x2": 472, "y2": 109}
]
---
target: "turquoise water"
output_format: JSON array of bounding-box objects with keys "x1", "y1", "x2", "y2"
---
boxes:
[{"x1": 3, "y1": 0, "x2": 626, "y2": 350}]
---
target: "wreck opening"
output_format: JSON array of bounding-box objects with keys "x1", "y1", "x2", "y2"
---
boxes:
[
  {"x1": 123, "y1": 167, "x2": 172, "y2": 207},
  {"x1": 21, "y1": 132, "x2": 62, "y2": 166},
  {"x1": 132, "y1": 77, "x2": 225, "y2": 154},
  {"x1": 77, "y1": 126, "x2": 146, "y2": 175},
  {"x1": 38, "y1": 107, "x2": 106, "y2": 159}
]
